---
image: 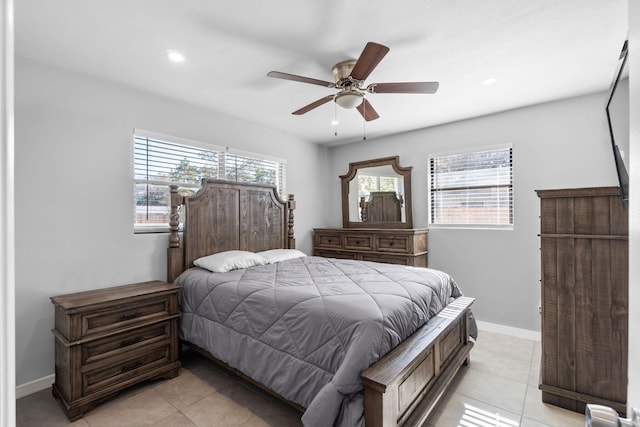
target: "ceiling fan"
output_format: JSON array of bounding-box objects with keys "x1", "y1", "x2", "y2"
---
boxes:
[{"x1": 267, "y1": 42, "x2": 439, "y2": 121}]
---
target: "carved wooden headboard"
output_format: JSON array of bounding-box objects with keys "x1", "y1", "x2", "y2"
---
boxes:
[
  {"x1": 359, "y1": 191, "x2": 403, "y2": 222},
  {"x1": 167, "y1": 179, "x2": 295, "y2": 282}
]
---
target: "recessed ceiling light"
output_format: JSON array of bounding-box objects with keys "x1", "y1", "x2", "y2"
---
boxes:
[
  {"x1": 166, "y1": 50, "x2": 185, "y2": 63},
  {"x1": 331, "y1": 120, "x2": 339, "y2": 126},
  {"x1": 482, "y1": 77, "x2": 497, "y2": 86}
]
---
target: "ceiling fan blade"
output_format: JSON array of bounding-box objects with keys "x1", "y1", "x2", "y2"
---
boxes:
[
  {"x1": 292, "y1": 95, "x2": 334, "y2": 115},
  {"x1": 356, "y1": 98, "x2": 380, "y2": 121},
  {"x1": 368, "y1": 82, "x2": 439, "y2": 94},
  {"x1": 350, "y1": 42, "x2": 390, "y2": 81},
  {"x1": 267, "y1": 71, "x2": 335, "y2": 88}
]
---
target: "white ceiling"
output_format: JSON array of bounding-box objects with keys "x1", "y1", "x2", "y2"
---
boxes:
[{"x1": 15, "y1": 0, "x2": 628, "y2": 146}]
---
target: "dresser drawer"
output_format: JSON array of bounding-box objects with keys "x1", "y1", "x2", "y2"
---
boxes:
[
  {"x1": 361, "y1": 253, "x2": 411, "y2": 265},
  {"x1": 344, "y1": 235, "x2": 373, "y2": 251},
  {"x1": 315, "y1": 233, "x2": 342, "y2": 249},
  {"x1": 82, "y1": 321, "x2": 173, "y2": 365},
  {"x1": 82, "y1": 342, "x2": 172, "y2": 396},
  {"x1": 314, "y1": 249, "x2": 357, "y2": 260},
  {"x1": 82, "y1": 296, "x2": 173, "y2": 339},
  {"x1": 376, "y1": 236, "x2": 410, "y2": 253}
]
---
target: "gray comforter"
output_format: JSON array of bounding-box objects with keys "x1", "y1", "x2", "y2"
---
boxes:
[{"x1": 177, "y1": 256, "x2": 463, "y2": 427}]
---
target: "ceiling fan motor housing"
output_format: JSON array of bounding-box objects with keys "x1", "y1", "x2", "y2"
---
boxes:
[
  {"x1": 332, "y1": 60, "x2": 365, "y2": 108},
  {"x1": 332, "y1": 60, "x2": 357, "y2": 83}
]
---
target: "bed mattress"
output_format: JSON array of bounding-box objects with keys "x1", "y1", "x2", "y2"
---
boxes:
[{"x1": 176, "y1": 256, "x2": 464, "y2": 427}]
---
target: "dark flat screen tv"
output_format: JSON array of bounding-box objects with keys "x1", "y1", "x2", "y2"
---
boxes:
[{"x1": 605, "y1": 39, "x2": 629, "y2": 201}]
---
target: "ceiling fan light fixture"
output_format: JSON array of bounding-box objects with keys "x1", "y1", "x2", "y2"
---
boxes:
[{"x1": 334, "y1": 90, "x2": 364, "y2": 109}]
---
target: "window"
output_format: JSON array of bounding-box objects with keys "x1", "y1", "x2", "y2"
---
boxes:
[
  {"x1": 357, "y1": 174, "x2": 401, "y2": 201},
  {"x1": 429, "y1": 145, "x2": 513, "y2": 228},
  {"x1": 134, "y1": 130, "x2": 286, "y2": 233}
]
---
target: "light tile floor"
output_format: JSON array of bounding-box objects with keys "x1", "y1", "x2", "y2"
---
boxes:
[{"x1": 16, "y1": 331, "x2": 585, "y2": 427}]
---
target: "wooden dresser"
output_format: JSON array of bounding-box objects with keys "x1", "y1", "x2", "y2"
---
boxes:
[
  {"x1": 537, "y1": 187, "x2": 627, "y2": 415},
  {"x1": 313, "y1": 228, "x2": 428, "y2": 267},
  {"x1": 51, "y1": 281, "x2": 181, "y2": 420}
]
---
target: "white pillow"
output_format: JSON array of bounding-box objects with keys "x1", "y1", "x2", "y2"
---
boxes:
[
  {"x1": 256, "y1": 249, "x2": 307, "y2": 264},
  {"x1": 194, "y1": 250, "x2": 267, "y2": 273}
]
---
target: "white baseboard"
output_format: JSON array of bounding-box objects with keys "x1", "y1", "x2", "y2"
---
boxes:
[
  {"x1": 16, "y1": 374, "x2": 54, "y2": 399},
  {"x1": 476, "y1": 320, "x2": 541, "y2": 342}
]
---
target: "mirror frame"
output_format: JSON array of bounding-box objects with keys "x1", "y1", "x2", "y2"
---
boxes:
[{"x1": 340, "y1": 156, "x2": 413, "y2": 228}]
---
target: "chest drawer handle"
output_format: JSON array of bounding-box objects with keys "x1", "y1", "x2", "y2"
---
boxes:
[
  {"x1": 119, "y1": 312, "x2": 142, "y2": 322},
  {"x1": 120, "y1": 336, "x2": 143, "y2": 347},
  {"x1": 355, "y1": 240, "x2": 360, "y2": 245},
  {"x1": 389, "y1": 242, "x2": 394, "y2": 246},
  {"x1": 121, "y1": 361, "x2": 143, "y2": 373}
]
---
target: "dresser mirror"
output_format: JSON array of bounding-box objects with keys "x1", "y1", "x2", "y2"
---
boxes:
[{"x1": 340, "y1": 156, "x2": 413, "y2": 228}]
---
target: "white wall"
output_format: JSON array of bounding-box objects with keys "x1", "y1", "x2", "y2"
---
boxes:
[
  {"x1": 328, "y1": 93, "x2": 619, "y2": 332},
  {"x1": 627, "y1": 0, "x2": 639, "y2": 415},
  {"x1": 14, "y1": 57, "x2": 329, "y2": 386},
  {"x1": 1, "y1": 0, "x2": 15, "y2": 424}
]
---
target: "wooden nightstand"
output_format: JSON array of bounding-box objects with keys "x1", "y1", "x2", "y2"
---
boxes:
[{"x1": 51, "y1": 281, "x2": 181, "y2": 420}]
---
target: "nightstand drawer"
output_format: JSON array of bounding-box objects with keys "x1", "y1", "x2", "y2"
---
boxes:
[
  {"x1": 82, "y1": 342, "x2": 172, "y2": 396},
  {"x1": 82, "y1": 296, "x2": 172, "y2": 338},
  {"x1": 344, "y1": 235, "x2": 372, "y2": 250},
  {"x1": 82, "y1": 321, "x2": 173, "y2": 365},
  {"x1": 376, "y1": 236, "x2": 410, "y2": 253}
]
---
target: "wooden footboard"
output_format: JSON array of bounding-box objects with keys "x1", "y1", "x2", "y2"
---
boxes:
[
  {"x1": 182, "y1": 296, "x2": 474, "y2": 427},
  {"x1": 361, "y1": 296, "x2": 474, "y2": 427}
]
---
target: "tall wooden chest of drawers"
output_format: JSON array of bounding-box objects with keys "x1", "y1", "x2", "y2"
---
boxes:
[
  {"x1": 537, "y1": 187, "x2": 627, "y2": 415},
  {"x1": 51, "y1": 281, "x2": 181, "y2": 420},
  {"x1": 313, "y1": 228, "x2": 428, "y2": 267}
]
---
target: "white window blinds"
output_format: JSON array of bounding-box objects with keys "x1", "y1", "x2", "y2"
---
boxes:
[
  {"x1": 429, "y1": 145, "x2": 513, "y2": 227},
  {"x1": 133, "y1": 131, "x2": 286, "y2": 233}
]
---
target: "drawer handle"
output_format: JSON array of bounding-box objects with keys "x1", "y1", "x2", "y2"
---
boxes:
[
  {"x1": 327, "y1": 239, "x2": 333, "y2": 243},
  {"x1": 120, "y1": 336, "x2": 143, "y2": 347},
  {"x1": 121, "y1": 361, "x2": 143, "y2": 373},
  {"x1": 389, "y1": 242, "x2": 394, "y2": 246},
  {"x1": 119, "y1": 312, "x2": 142, "y2": 322},
  {"x1": 355, "y1": 240, "x2": 360, "y2": 244}
]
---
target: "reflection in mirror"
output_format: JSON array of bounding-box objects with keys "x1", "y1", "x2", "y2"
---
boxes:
[
  {"x1": 349, "y1": 165, "x2": 405, "y2": 222},
  {"x1": 340, "y1": 156, "x2": 413, "y2": 228}
]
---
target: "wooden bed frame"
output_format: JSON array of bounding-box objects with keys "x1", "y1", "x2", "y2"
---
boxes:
[{"x1": 166, "y1": 179, "x2": 474, "y2": 427}]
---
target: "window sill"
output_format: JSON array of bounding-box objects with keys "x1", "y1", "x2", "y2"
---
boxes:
[
  {"x1": 134, "y1": 225, "x2": 170, "y2": 234},
  {"x1": 428, "y1": 224, "x2": 514, "y2": 231}
]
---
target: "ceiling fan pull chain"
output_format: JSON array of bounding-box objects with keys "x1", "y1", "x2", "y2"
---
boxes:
[
  {"x1": 363, "y1": 100, "x2": 367, "y2": 140},
  {"x1": 334, "y1": 102, "x2": 339, "y2": 137}
]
